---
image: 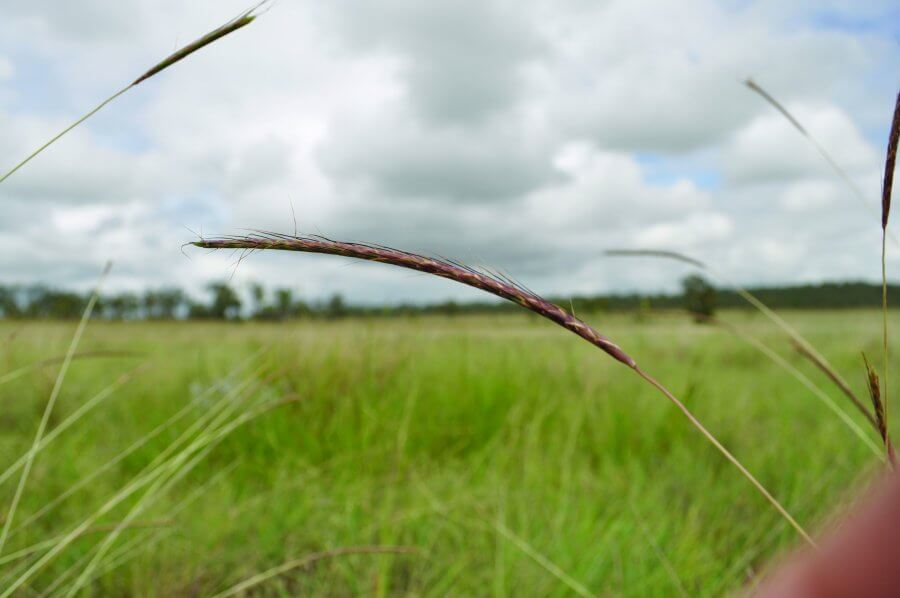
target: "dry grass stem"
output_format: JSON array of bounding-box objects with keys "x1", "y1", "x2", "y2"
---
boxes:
[
  {"x1": 791, "y1": 339, "x2": 876, "y2": 429},
  {"x1": 745, "y1": 78, "x2": 888, "y2": 233},
  {"x1": 605, "y1": 249, "x2": 874, "y2": 438},
  {"x1": 194, "y1": 232, "x2": 815, "y2": 547},
  {"x1": 709, "y1": 318, "x2": 881, "y2": 457}
]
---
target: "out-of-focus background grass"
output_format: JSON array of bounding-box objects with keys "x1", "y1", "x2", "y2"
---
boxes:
[{"x1": 0, "y1": 309, "x2": 889, "y2": 595}]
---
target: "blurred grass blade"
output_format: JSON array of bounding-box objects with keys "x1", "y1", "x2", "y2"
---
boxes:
[
  {"x1": 790, "y1": 339, "x2": 875, "y2": 429},
  {"x1": 0, "y1": 350, "x2": 142, "y2": 387},
  {"x1": 11, "y1": 356, "x2": 259, "y2": 534},
  {"x1": 0, "y1": 364, "x2": 147, "y2": 488},
  {"x1": 66, "y1": 395, "x2": 300, "y2": 595},
  {"x1": 0, "y1": 520, "x2": 172, "y2": 567},
  {"x1": 0, "y1": 372, "x2": 282, "y2": 595},
  {"x1": 714, "y1": 318, "x2": 882, "y2": 457},
  {"x1": 605, "y1": 249, "x2": 878, "y2": 434},
  {"x1": 211, "y1": 546, "x2": 419, "y2": 598},
  {"x1": 490, "y1": 520, "x2": 595, "y2": 598},
  {"x1": 745, "y1": 78, "x2": 887, "y2": 231},
  {"x1": 0, "y1": 262, "x2": 110, "y2": 557},
  {"x1": 43, "y1": 463, "x2": 238, "y2": 595}
]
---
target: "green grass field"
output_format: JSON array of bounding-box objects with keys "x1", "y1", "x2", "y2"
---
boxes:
[{"x1": 0, "y1": 309, "x2": 893, "y2": 595}]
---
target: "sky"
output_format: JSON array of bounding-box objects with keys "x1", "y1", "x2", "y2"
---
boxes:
[{"x1": 1, "y1": 0, "x2": 899, "y2": 305}]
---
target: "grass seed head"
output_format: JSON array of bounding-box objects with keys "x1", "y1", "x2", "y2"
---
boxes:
[
  {"x1": 862, "y1": 353, "x2": 893, "y2": 463},
  {"x1": 883, "y1": 89, "x2": 900, "y2": 230},
  {"x1": 194, "y1": 233, "x2": 637, "y2": 367},
  {"x1": 132, "y1": 2, "x2": 268, "y2": 86}
]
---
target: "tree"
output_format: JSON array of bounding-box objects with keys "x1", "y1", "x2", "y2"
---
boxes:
[
  {"x1": 103, "y1": 292, "x2": 140, "y2": 320},
  {"x1": 682, "y1": 274, "x2": 716, "y2": 322},
  {"x1": 325, "y1": 293, "x2": 347, "y2": 319},
  {"x1": 273, "y1": 288, "x2": 293, "y2": 320},
  {"x1": 249, "y1": 282, "x2": 266, "y2": 319},
  {"x1": 0, "y1": 285, "x2": 21, "y2": 318},
  {"x1": 156, "y1": 288, "x2": 185, "y2": 319},
  {"x1": 206, "y1": 282, "x2": 242, "y2": 320}
]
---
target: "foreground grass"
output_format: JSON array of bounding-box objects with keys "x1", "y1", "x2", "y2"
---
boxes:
[{"x1": 0, "y1": 309, "x2": 892, "y2": 595}]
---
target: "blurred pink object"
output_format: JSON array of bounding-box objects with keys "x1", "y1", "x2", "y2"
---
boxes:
[{"x1": 757, "y1": 468, "x2": 900, "y2": 597}]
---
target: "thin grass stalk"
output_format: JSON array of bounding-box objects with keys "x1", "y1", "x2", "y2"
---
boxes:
[
  {"x1": 211, "y1": 546, "x2": 420, "y2": 598},
  {"x1": 10, "y1": 370, "x2": 239, "y2": 535},
  {"x1": 881, "y1": 89, "x2": 900, "y2": 436},
  {"x1": 605, "y1": 249, "x2": 877, "y2": 430},
  {"x1": 0, "y1": 364, "x2": 147, "y2": 488},
  {"x1": 745, "y1": 78, "x2": 896, "y2": 247},
  {"x1": 707, "y1": 468, "x2": 841, "y2": 595},
  {"x1": 0, "y1": 384, "x2": 288, "y2": 595},
  {"x1": 66, "y1": 395, "x2": 300, "y2": 596},
  {"x1": 789, "y1": 339, "x2": 876, "y2": 429},
  {"x1": 0, "y1": 520, "x2": 172, "y2": 567},
  {"x1": 627, "y1": 502, "x2": 688, "y2": 597},
  {"x1": 632, "y1": 367, "x2": 813, "y2": 546},
  {"x1": 862, "y1": 354, "x2": 894, "y2": 464},
  {"x1": 1, "y1": 453, "x2": 167, "y2": 595},
  {"x1": 0, "y1": 363, "x2": 268, "y2": 591},
  {"x1": 47, "y1": 530, "x2": 165, "y2": 597},
  {"x1": 487, "y1": 519, "x2": 595, "y2": 598},
  {"x1": 10, "y1": 355, "x2": 258, "y2": 535},
  {"x1": 41, "y1": 531, "x2": 156, "y2": 597},
  {"x1": 11, "y1": 376, "x2": 232, "y2": 534},
  {"x1": 43, "y1": 462, "x2": 237, "y2": 595},
  {"x1": 0, "y1": 351, "x2": 142, "y2": 387},
  {"x1": 0, "y1": 262, "x2": 110, "y2": 557},
  {"x1": 711, "y1": 318, "x2": 882, "y2": 458},
  {"x1": 0, "y1": 3, "x2": 266, "y2": 185},
  {"x1": 193, "y1": 232, "x2": 816, "y2": 547}
]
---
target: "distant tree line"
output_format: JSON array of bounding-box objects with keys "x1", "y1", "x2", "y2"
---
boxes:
[
  {"x1": 0, "y1": 278, "x2": 897, "y2": 321},
  {"x1": 0, "y1": 282, "x2": 349, "y2": 321}
]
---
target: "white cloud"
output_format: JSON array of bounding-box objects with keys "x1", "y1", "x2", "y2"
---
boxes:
[
  {"x1": 723, "y1": 103, "x2": 881, "y2": 185},
  {"x1": 0, "y1": 0, "x2": 897, "y2": 301}
]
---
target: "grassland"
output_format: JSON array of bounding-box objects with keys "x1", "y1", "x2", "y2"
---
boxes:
[{"x1": 0, "y1": 309, "x2": 893, "y2": 595}]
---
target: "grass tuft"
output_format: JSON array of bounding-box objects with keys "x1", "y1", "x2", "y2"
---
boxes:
[{"x1": 0, "y1": 262, "x2": 110, "y2": 558}]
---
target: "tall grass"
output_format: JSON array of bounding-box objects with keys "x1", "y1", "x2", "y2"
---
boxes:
[
  {"x1": 605, "y1": 248, "x2": 883, "y2": 451},
  {"x1": 192, "y1": 232, "x2": 816, "y2": 546},
  {"x1": 0, "y1": 263, "x2": 109, "y2": 557}
]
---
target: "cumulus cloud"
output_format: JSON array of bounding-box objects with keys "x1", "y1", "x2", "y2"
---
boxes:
[
  {"x1": 319, "y1": 106, "x2": 557, "y2": 202},
  {"x1": 722, "y1": 103, "x2": 881, "y2": 185},
  {"x1": 328, "y1": 0, "x2": 543, "y2": 125},
  {"x1": 0, "y1": 0, "x2": 897, "y2": 301}
]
